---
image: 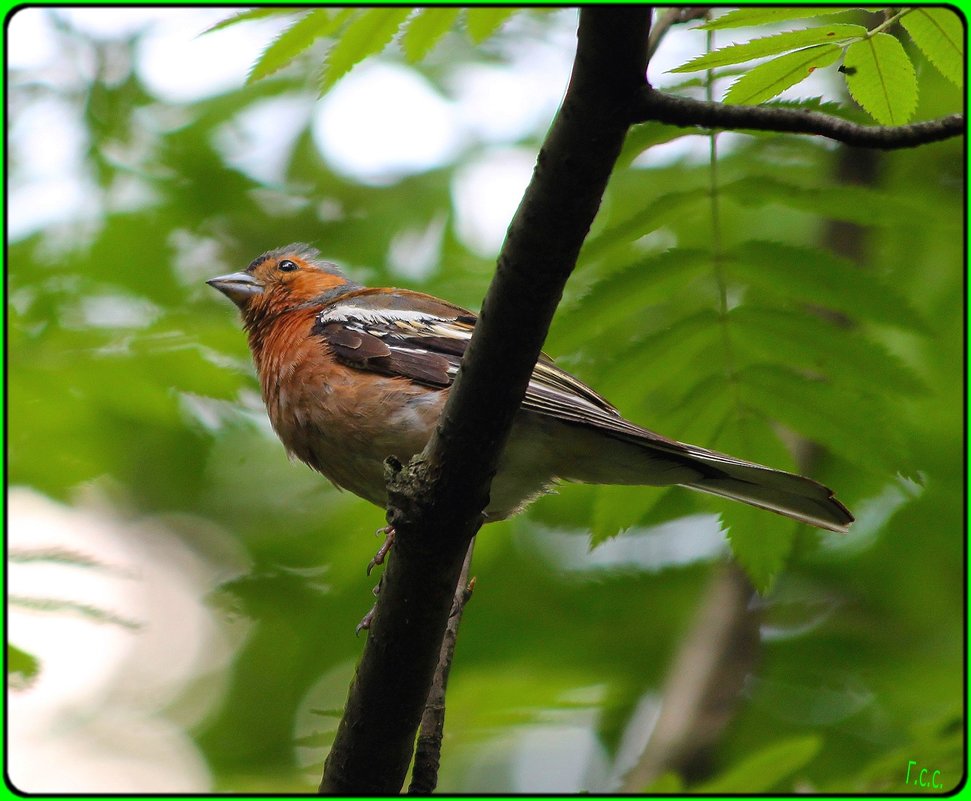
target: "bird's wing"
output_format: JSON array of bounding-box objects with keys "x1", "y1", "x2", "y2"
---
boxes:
[{"x1": 312, "y1": 287, "x2": 650, "y2": 433}]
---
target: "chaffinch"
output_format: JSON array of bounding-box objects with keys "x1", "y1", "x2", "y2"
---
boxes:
[{"x1": 208, "y1": 244, "x2": 853, "y2": 534}]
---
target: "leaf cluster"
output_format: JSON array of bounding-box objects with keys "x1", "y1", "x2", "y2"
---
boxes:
[{"x1": 669, "y1": 7, "x2": 963, "y2": 124}]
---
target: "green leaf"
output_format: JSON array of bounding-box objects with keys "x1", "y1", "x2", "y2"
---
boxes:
[
  {"x1": 738, "y1": 364, "x2": 912, "y2": 474},
  {"x1": 617, "y1": 123, "x2": 696, "y2": 170},
  {"x1": 582, "y1": 188, "x2": 709, "y2": 262},
  {"x1": 722, "y1": 503, "x2": 796, "y2": 593},
  {"x1": 401, "y1": 8, "x2": 461, "y2": 62},
  {"x1": 726, "y1": 240, "x2": 928, "y2": 333},
  {"x1": 589, "y1": 309, "x2": 722, "y2": 421},
  {"x1": 842, "y1": 33, "x2": 918, "y2": 125},
  {"x1": 721, "y1": 174, "x2": 953, "y2": 237},
  {"x1": 695, "y1": 735, "x2": 822, "y2": 792},
  {"x1": 700, "y1": 7, "x2": 857, "y2": 30},
  {"x1": 729, "y1": 305, "x2": 926, "y2": 397},
  {"x1": 724, "y1": 44, "x2": 842, "y2": 105},
  {"x1": 711, "y1": 415, "x2": 800, "y2": 591},
  {"x1": 554, "y1": 249, "x2": 712, "y2": 351},
  {"x1": 247, "y1": 10, "x2": 343, "y2": 84},
  {"x1": 8, "y1": 643, "x2": 41, "y2": 688},
  {"x1": 319, "y1": 8, "x2": 413, "y2": 93},
  {"x1": 670, "y1": 24, "x2": 866, "y2": 73},
  {"x1": 759, "y1": 95, "x2": 860, "y2": 118},
  {"x1": 201, "y1": 8, "x2": 299, "y2": 36},
  {"x1": 464, "y1": 8, "x2": 518, "y2": 44},
  {"x1": 900, "y1": 7, "x2": 964, "y2": 87},
  {"x1": 590, "y1": 485, "x2": 665, "y2": 545}
]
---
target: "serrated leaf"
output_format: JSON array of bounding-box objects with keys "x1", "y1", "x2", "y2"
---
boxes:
[
  {"x1": 590, "y1": 310, "x2": 721, "y2": 415},
  {"x1": 247, "y1": 10, "x2": 342, "y2": 84},
  {"x1": 464, "y1": 8, "x2": 517, "y2": 44},
  {"x1": 721, "y1": 174, "x2": 953, "y2": 236},
  {"x1": 711, "y1": 415, "x2": 800, "y2": 591},
  {"x1": 590, "y1": 485, "x2": 665, "y2": 545},
  {"x1": 554, "y1": 249, "x2": 712, "y2": 350},
  {"x1": 670, "y1": 24, "x2": 866, "y2": 73},
  {"x1": 401, "y1": 8, "x2": 461, "y2": 62},
  {"x1": 722, "y1": 503, "x2": 796, "y2": 592},
  {"x1": 201, "y1": 8, "x2": 299, "y2": 37},
  {"x1": 319, "y1": 8, "x2": 413, "y2": 93},
  {"x1": 843, "y1": 34, "x2": 918, "y2": 124},
  {"x1": 664, "y1": 376, "x2": 734, "y2": 444},
  {"x1": 696, "y1": 735, "x2": 822, "y2": 792},
  {"x1": 761, "y1": 95, "x2": 860, "y2": 118},
  {"x1": 729, "y1": 305, "x2": 926, "y2": 397},
  {"x1": 726, "y1": 240, "x2": 928, "y2": 333},
  {"x1": 582, "y1": 188, "x2": 709, "y2": 261},
  {"x1": 900, "y1": 7, "x2": 964, "y2": 87},
  {"x1": 738, "y1": 364, "x2": 912, "y2": 474},
  {"x1": 700, "y1": 7, "x2": 856, "y2": 31},
  {"x1": 724, "y1": 44, "x2": 842, "y2": 105}
]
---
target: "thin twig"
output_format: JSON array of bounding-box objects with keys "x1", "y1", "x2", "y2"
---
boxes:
[
  {"x1": 408, "y1": 540, "x2": 477, "y2": 795},
  {"x1": 633, "y1": 88, "x2": 965, "y2": 149},
  {"x1": 648, "y1": 7, "x2": 708, "y2": 58}
]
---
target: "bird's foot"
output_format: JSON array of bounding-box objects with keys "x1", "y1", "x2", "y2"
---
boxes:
[
  {"x1": 355, "y1": 604, "x2": 376, "y2": 635},
  {"x1": 356, "y1": 572, "x2": 385, "y2": 635},
  {"x1": 366, "y1": 525, "x2": 396, "y2": 576}
]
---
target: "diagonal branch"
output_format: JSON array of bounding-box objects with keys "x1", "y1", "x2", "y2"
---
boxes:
[
  {"x1": 319, "y1": 7, "x2": 652, "y2": 793},
  {"x1": 633, "y1": 87, "x2": 965, "y2": 149}
]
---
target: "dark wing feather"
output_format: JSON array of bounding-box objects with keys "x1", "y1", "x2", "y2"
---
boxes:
[{"x1": 310, "y1": 286, "x2": 664, "y2": 439}]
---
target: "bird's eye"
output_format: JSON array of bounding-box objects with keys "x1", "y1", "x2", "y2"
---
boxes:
[{"x1": 278, "y1": 259, "x2": 299, "y2": 272}]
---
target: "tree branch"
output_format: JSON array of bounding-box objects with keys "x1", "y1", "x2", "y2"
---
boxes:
[
  {"x1": 319, "y1": 7, "x2": 652, "y2": 793},
  {"x1": 408, "y1": 541, "x2": 476, "y2": 795},
  {"x1": 633, "y1": 87, "x2": 965, "y2": 149}
]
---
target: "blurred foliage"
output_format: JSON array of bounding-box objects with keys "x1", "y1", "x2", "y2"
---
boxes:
[{"x1": 7, "y1": 7, "x2": 964, "y2": 794}]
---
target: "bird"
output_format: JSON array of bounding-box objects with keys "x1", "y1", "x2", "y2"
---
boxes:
[{"x1": 208, "y1": 243, "x2": 853, "y2": 538}]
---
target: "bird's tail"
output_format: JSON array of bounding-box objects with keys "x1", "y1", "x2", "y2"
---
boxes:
[
  {"x1": 554, "y1": 424, "x2": 853, "y2": 532},
  {"x1": 679, "y1": 451, "x2": 853, "y2": 533}
]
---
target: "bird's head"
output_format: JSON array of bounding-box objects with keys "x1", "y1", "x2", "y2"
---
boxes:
[{"x1": 207, "y1": 244, "x2": 358, "y2": 324}]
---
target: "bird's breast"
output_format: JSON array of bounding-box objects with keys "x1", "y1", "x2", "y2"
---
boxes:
[{"x1": 254, "y1": 329, "x2": 445, "y2": 506}]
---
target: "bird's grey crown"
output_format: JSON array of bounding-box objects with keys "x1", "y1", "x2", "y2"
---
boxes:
[{"x1": 247, "y1": 243, "x2": 346, "y2": 277}]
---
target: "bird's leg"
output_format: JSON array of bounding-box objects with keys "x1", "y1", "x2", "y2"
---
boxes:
[{"x1": 366, "y1": 524, "x2": 396, "y2": 576}]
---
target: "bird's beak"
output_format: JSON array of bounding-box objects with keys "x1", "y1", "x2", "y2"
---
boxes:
[{"x1": 207, "y1": 271, "x2": 264, "y2": 308}]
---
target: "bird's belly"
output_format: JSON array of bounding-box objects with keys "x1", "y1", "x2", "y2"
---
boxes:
[
  {"x1": 269, "y1": 371, "x2": 564, "y2": 519},
  {"x1": 270, "y1": 374, "x2": 443, "y2": 508}
]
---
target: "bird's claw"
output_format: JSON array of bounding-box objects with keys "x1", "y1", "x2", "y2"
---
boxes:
[
  {"x1": 366, "y1": 525, "x2": 396, "y2": 576},
  {"x1": 356, "y1": 604, "x2": 376, "y2": 635}
]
